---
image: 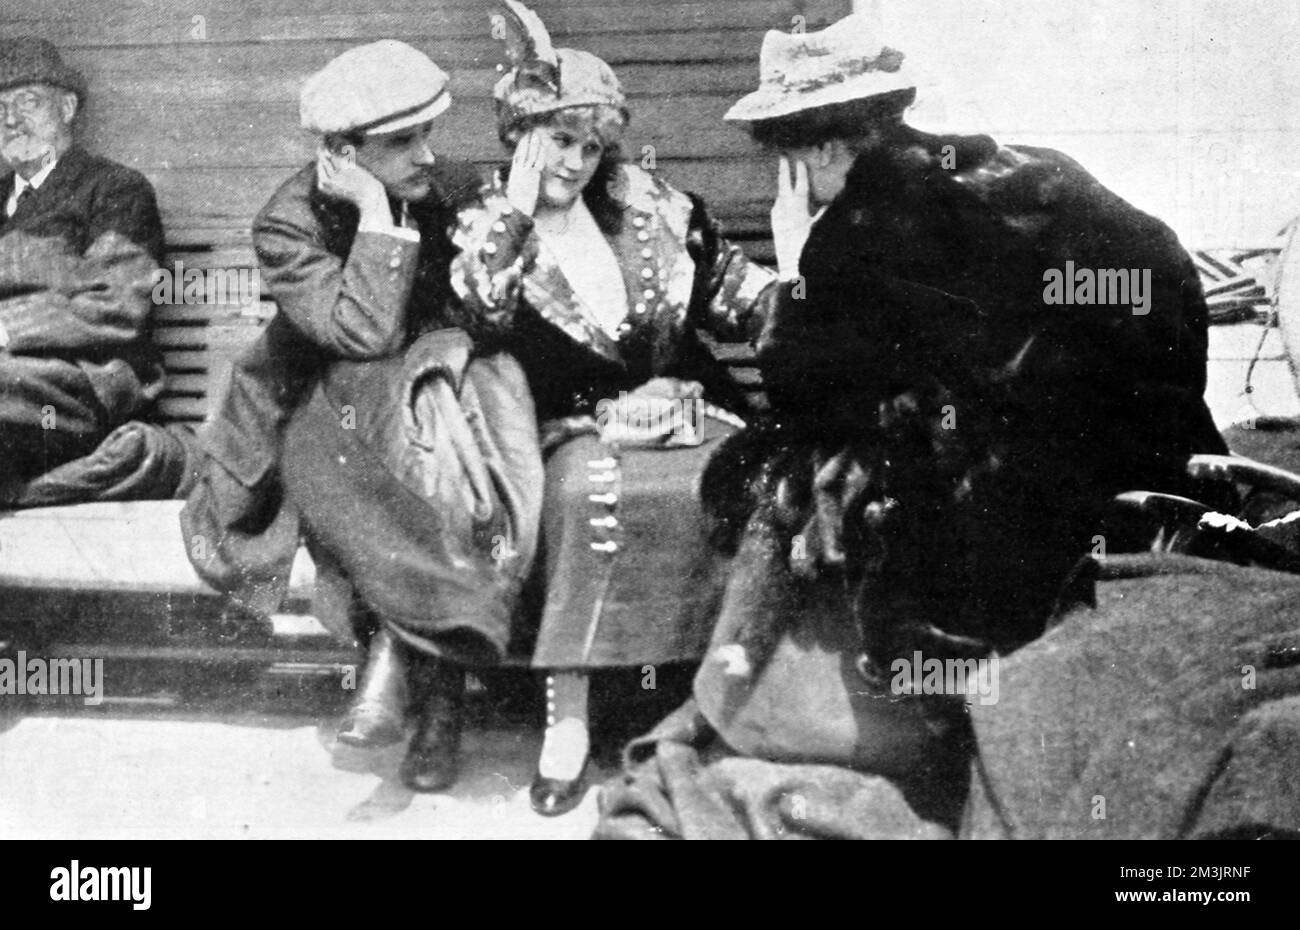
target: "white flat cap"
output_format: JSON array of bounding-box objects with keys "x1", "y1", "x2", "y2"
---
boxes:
[{"x1": 300, "y1": 40, "x2": 452, "y2": 136}]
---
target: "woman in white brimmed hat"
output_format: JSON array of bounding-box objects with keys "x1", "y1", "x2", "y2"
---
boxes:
[
  {"x1": 693, "y1": 11, "x2": 1231, "y2": 719},
  {"x1": 589, "y1": 11, "x2": 1237, "y2": 842},
  {"x1": 449, "y1": 2, "x2": 780, "y2": 817},
  {"x1": 722, "y1": 12, "x2": 921, "y2": 284}
]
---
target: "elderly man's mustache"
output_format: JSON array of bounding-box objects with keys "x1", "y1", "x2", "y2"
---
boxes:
[{"x1": 0, "y1": 136, "x2": 57, "y2": 168}]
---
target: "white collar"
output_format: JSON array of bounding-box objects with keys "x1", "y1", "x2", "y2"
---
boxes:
[
  {"x1": 6, "y1": 156, "x2": 59, "y2": 217},
  {"x1": 15, "y1": 156, "x2": 59, "y2": 194}
]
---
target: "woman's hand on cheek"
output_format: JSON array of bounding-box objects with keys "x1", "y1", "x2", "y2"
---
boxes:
[
  {"x1": 771, "y1": 155, "x2": 815, "y2": 282},
  {"x1": 507, "y1": 128, "x2": 547, "y2": 216}
]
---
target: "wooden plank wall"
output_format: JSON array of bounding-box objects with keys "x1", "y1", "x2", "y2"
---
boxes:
[{"x1": 2, "y1": 0, "x2": 851, "y2": 260}]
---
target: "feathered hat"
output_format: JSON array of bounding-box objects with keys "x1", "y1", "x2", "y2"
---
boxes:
[{"x1": 491, "y1": 1, "x2": 627, "y2": 133}]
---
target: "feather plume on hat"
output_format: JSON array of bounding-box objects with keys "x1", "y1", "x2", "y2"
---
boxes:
[
  {"x1": 490, "y1": 0, "x2": 628, "y2": 139},
  {"x1": 493, "y1": 0, "x2": 560, "y2": 97}
]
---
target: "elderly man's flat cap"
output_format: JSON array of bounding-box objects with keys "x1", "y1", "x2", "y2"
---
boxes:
[
  {"x1": 300, "y1": 40, "x2": 452, "y2": 137},
  {"x1": 0, "y1": 37, "x2": 87, "y2": 100}
]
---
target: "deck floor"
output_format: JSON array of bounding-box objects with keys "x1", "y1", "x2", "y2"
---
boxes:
[
  {"x1": 1205, "y1": 322, "x2": 1300, "y2": 427},
  {"x1": 0, "y1": 709, "x2": 605, "y2": 839}
]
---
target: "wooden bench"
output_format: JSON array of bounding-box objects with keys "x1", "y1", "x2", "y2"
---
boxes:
[
  {"x1": 2, "y1": 0, "x2": 1289, "y2": 698},
  {"x1": 0, "y1": 249, "x2": 357, "y2": 685},
  {"x1": 0, "y1": 229, "x2": 773, "y2": 695},
  {"x1": 0, "y1": 0, "x2": 853, "y2": 691}
]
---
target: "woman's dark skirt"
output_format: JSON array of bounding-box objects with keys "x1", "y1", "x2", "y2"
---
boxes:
[{"x1": 528, "y1": 418, "x2": 736, "y2": 669}]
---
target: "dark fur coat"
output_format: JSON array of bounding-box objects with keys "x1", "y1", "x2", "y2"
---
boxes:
[{"x1": 704, "y1": 128, "x2": 1229, "y2": 657}]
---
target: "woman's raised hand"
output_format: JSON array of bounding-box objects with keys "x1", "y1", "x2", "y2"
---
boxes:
[
  {"x1": 771, "y1": 155, "x2": 815, "y2": 282},
  {"x1": 507, "y1": 128, "x2": 547, "y2": 216}
]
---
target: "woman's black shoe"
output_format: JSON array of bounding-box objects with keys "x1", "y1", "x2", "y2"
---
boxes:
[
  {"x1": 400, "y1": 659, "x2": 465, "y2": 792},
  {"x1": 529, "y1": 758, "x2": 590, "y2": 817},
  {"x1": 336, "y1": 628, "x2": 408, "y2": 748}
]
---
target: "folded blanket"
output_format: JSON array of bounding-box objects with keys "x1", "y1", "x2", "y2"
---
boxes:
[
  {"x1": 1, "y1": 420, "x2": 199, "y2": 508},
  {"x1": 594, "y1": 554, "x2": 1300, "y2": 840},
  {"x1": 964, "y1": 554, "x2": 1300, "y2": 839},
  {"x1": 594, "y1": 700, "x2": 959, "y2": 840}
]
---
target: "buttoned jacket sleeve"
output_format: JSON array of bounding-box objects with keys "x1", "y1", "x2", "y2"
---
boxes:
[
  {"x1": 252, "y1": 205, "x2": 422, "y2": 361},
  {"x1": 448, "y1": 191, "x2": 537, "y2": 334},
  {"x1": 682, "y1": 191, "x2": 779, "y2": 344}
]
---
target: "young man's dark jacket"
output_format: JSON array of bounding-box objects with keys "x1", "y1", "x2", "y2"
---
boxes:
[
  {"x1": 744, "y1": 128, "x2": 1228, "y2": 650},
  {"x1": 181, "y1": 157, "x2": 487, "y2": 617}
]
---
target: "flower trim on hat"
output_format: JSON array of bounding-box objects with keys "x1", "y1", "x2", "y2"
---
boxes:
[
  {"x1": 495, "y1": 81, "x2": 624, "y2": 120},
  {"x1": 493, "y1": 43, "x2": 627, "y2": 130},
  {"x1": 775, "y1": 46, "x2": 906, "y2": 93}
]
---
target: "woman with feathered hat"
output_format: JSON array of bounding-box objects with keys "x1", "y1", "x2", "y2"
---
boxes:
[{"x1": 450, "y1": 1, "x2": 780, "y2": 816}]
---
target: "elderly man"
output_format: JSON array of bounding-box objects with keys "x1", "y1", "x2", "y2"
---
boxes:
[
  {"x1": 182, "y1": 41, "x2": 542, "y2": 793},
  {"x1": 0, "y1": 38, "x2": 165, "y2": 496}
]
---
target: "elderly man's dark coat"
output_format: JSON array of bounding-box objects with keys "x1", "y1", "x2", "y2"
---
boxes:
[
  {"x1": 180, "y1": 158, "x2": 521, "y2": 636},
  {"x1": 0, "y1": 146, "x2": 165, "y2": 486},
  {"x1": 743, "y1": 129, "x2": 1228, "y2": 651}
]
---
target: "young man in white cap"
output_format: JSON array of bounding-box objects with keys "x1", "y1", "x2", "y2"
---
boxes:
[
  {"x1": 183, "y1": 40, "x2": 543, "y2": 793},
  {"x1": 0, "y1": 37, "x2": 166, "y2": 497}
]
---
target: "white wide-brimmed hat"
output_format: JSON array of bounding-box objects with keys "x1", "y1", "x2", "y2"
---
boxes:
[
  {"x1": 724, "y1": 13, "x2": 916, "y2": 123},
  {"x1": 300, "y1": 40, "x2": 452, "y2": 136}
]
